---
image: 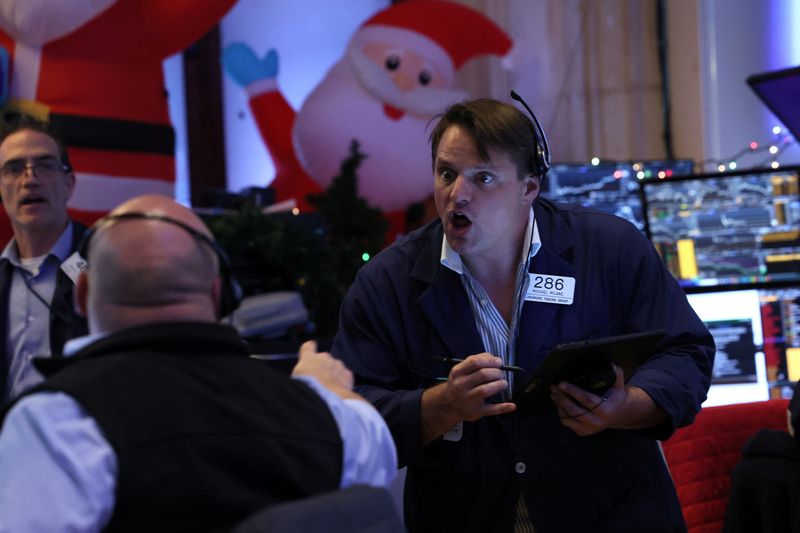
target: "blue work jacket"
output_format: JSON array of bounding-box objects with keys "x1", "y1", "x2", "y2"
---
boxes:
[{"x1": 333, "y1": 198, "x2": 714, "y2": 533}]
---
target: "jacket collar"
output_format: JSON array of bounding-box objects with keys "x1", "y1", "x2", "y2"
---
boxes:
[
  {"x1": 34, "y1": 322, "x2": 249, "y2": 376},
  {"x1": 410, "y1": 198, "x2": 578, "y2": 368},
  {"x1": 531, "y1": 197, "x2": 576, "y2": 257},
  {"x1": 410, "y1": 198, "x2": 574, "y2": 283}
]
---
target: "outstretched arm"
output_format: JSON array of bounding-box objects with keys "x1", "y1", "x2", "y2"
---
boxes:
[
  {"x1": 0, "y1": 393, "x2": 117, "y2": 532},
  {"x1": 220, "y1": 43, "x2": 321, "y2": 209},
  {"x1": 292, "y1": 341, "x2": 398, "y2": 488},
  {"x1": 291, "y1": 341, "x2": 363, "y2": 402}
]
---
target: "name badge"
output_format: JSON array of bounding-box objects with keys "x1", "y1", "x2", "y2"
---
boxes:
[
  {"x1": 525, "y1": 273, "x2": 575, "y2": 305},
  {"x1": 443, "y1": 421, "x2": 463, "y2": 442},
  {"x1": 60, "y1": 252, "x2": 88, "y2": 285}
]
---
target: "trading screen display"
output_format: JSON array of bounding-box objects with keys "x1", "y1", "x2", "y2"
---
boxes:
[
  {"x1": 644, "y1": 167, "x2": 800, "y2": 288},
  {"x1": 760, "y1": 286, "x2": 800, "y2": 385},
  {"x1": 687, "y1": 286, "x2": 800, "y2": 401},
  {"x1": 541, "y1": 160, "x2": 693, "y2": 232},
  {"x1": 687, "y1": 290, "x2": 763, "y2": 387},
  {"x1": 704, "y1": 318, "x2": 758, "y2": 384}
]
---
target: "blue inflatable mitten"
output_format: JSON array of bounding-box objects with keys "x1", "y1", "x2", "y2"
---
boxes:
[{"x1": 221, "y1": 43, "x2": 278, "y2": 87}]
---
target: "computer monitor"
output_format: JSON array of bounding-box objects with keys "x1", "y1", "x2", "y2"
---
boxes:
[
  {"x1": 629, "y1": 159, "x2": 694, "y2": 180},
  {"x1": 748, "y1": 65, "x2": 800, "y2": 143},
  {"x1": 760, "y1": 285, "x2": 800, "y2": 387},
  {"x1": 643, "y1": 166, "x2": 800, "y2": 289},
  {"x1": 685, "y1": 284, "x2": 800, "y2": 405},
  {"x1": 542, "y1": 160, "x2": 693, "y2": 232},
  {"x1": 686, "y1": 289, "x2": 769, "y2": 406}
]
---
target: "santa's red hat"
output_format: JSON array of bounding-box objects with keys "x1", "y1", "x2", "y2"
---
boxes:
[{"x1": 351, "y1": 0, "x2": 512, "y2": 84}]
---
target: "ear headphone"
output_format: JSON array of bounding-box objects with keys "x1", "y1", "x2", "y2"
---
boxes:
[
  {"x1": 510, "y1": 90, "x2": 551, "y2": 177},
  {"x1": 77, "y1": 212, "x2": 243, "y2": 319}
]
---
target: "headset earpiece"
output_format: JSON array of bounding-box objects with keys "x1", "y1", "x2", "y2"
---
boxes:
[
  {"x1": 510, "y1": 90, "x2": 551, "y2": 178},
  {"x1": 211, "y1": 243, "x2": 243, "y2": 319},
  {"x1": 77, "y1": 212, "x2": 243, "y2": 319}
]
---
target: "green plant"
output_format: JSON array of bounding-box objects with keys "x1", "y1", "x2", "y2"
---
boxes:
[{"x1": 206, "y1": 139, "x2": 387, "y2": 338}]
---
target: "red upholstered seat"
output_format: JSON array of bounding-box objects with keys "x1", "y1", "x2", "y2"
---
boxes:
[{"x1": 661, "y1": 399, "x2": 791, "y2": 533}]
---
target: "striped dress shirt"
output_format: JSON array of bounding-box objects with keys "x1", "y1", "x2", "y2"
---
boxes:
[{"x1": 439, "y1": 208, "x2": 541, "y2": 533}]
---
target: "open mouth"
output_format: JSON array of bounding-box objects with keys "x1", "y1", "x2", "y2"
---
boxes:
[
  {"x1": 19, "y1": 196, "x2": 46, "y2": 207},
  {"x1": 451, "y1": 212, "x2": 471, "y2": 229}
]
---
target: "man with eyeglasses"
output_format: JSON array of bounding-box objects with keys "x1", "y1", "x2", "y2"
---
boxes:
[{"x1": 0, "y1": 114, "x2": 88, "y2": 404}]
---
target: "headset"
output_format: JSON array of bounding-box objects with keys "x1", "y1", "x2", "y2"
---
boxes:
[
  {"x1": 77, "y1": 212, "x2": 243, "y2": 319},
  {"x1": 510, "y1": 90, "x2": 551, "y2": 178}
]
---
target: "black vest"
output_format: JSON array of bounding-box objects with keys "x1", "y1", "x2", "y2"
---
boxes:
[{"x1": 27, "y1": 322, "x2": 343, "y2": 532}]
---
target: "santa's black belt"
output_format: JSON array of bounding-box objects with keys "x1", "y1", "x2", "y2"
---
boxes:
[{"x1": 49, "y1": 113, "x2": 175, "y2": 155}]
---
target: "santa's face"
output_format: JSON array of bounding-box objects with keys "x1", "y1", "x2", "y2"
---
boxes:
[
  {"x1": 360, "y1": 41, "x2": 449, "y2": 120},
  {"x1": 292, "y1": 41, "x2": 465, "y2": 211}
]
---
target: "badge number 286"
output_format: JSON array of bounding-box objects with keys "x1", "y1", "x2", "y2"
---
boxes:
[{"x1": 525, "y1": 273, "x2": 575, "y2": 305}]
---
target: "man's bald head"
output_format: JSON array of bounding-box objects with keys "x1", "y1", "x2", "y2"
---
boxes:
[{"x1": 78, "y1": 195, "x2": 222, "y2": 334}]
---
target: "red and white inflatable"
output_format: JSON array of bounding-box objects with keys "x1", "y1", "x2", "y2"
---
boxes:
[
  {"x1": 224, "y1": 0, "x2": 513, "y2": 241},
  {"x1": 0, "y1": 0, "x2": 236, "y2": 242}
]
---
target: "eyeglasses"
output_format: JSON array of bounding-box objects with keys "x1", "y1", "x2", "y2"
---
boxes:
[{"x1": 0, "y1": 157, "x2": 70, "y2": 181}]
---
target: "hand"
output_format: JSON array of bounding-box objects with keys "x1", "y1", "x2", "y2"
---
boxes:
[
  {"x1": 421, "y1": 353, "x2": 516, "y2": 443},
  {"x1": 221, "y1": 43, "x2": 278, "y2": 87},
  {"x1": 291, "y1": 341, "x2": 354, "y2": 392},
  {"x1": 441, "y1": 354, "x2": 517, "y2": 421},
  {"x1": 550, "y1": 363, "x2": 625, "y2": 436}
]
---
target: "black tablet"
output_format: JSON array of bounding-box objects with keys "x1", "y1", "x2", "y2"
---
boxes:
[{"x1": 514, "y1": 330, "x2": 666, "y2": 413}]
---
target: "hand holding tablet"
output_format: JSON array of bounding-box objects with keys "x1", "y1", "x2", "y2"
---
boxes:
[{"x1": 514, "y1": 330, "x2": 666, "y2": 413}]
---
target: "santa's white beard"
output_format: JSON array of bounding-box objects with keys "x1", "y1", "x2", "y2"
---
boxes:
[
  {"x1": 0, "y1": 0, "x2": 116, "y2": 45},
  {"x1": 293, "y1": 57, "x2": 456, "y2": 212}
]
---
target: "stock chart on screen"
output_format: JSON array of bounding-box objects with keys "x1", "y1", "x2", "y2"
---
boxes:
[
  {"x1": 687, "y1": 285, "x2": 800, "y2": 402},
  {"x1": 541, "y1": 160, "x2": 693, "y2": 232},
  {"x1": 643, "y1": 166, "x2": 800, "y2": 289},
  {"x1": 760, "y1": 286, "x2": 800, "y2": 387}
]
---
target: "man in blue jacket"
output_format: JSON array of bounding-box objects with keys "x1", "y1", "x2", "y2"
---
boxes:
[{"x1": 333, "y1": 96, "x2": 715, "y2": 532}]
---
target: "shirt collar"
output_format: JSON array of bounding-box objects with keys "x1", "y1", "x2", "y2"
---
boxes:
[
  {"x1": 63, "y1": 332, "x2": 107, "y2": 356},
  {"x1": 440, "y1": 208, "x2": 541, "y2": 275},
  {"x1": 1, "y1": 222, "x2": 73, "y2": 267}
]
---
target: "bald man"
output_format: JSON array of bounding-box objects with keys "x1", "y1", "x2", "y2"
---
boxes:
[{"x1": 0, "y1": 195, "x2": 397, "y2": 532}]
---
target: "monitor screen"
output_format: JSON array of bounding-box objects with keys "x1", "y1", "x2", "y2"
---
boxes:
[
  {"x1": 686, "y1": 289, "x2": 769, "y2": 406},
  {"x1": 542, "y1": 160, "x2": 693, "y2": 232},
  {"x1": 705, "y1": 318, "x2": 758, "y2": 385},
  {"x1": 643, "y1": 166, "x2": 800, "y2": 288},
  {"x1": 760, "y1": 285, "x2": 800, "y2": 386},
  {"x1": 748, "y1": 65, "x2": 800, "y2": 143},
  {"x1": 686, "y1": 285, "x2": 800, "y2": 405},
  {"x1": 630, "y1": 159, "x2": 694, "y2": 180}
]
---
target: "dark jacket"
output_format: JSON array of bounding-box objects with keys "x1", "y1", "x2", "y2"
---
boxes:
[
  {"x1": 723, "y1": 428, "x2": 800, "y2": 533},
  {"x1": 0, "y1": 221, "x2": 89, "y2": 402},
  {"x1": 25, "y1": 322, "x2": 344, "y2": 533},
  {"x1": 333, "y1": 198, "x2": 715, "y2": 532}
]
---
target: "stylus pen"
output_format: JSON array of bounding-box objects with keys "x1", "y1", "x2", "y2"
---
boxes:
[{"x1": 436, "y1": 356, "x2": 526, "y2": 373}]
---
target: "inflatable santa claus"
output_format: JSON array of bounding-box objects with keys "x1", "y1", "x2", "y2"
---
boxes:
[
  {"x1": 223, "y1": 0, "x2": 513, "y2": 241},
  {"x1": 0, "y1": 0, "x2": 236, "y2": 242}
]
